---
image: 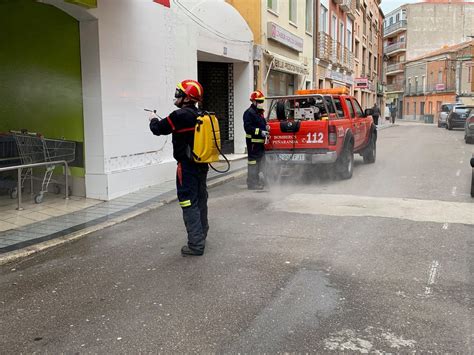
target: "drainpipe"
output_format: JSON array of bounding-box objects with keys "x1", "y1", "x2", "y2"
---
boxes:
[{"x1": 313, "y1": 0, "x2": 319, "y2": 88}]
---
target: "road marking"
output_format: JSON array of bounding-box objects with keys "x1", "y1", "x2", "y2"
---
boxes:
[
  {"x1": 442, "y1": 223, "x2": 449, "y2": 230},
  {"x1": 451, "y1": 186, "x2": 457, "y2": 196},
  {"x1": 269, "y1": 194, "x2": 474, "y2": 225},
  {"x1": 456, "y1": 169, "x2": 461, "y2": 177},
  {"x1": 424, "y1": 260, "x2": 440, "y2": 295}
]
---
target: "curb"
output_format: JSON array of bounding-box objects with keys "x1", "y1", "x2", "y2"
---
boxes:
[{"x1": 0, "y1": 169, "x2": 247, "y2": 266}]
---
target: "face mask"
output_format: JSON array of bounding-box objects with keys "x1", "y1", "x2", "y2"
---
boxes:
[{"x1": 174, "y1": 97, "x2": 183, "y2": 108}]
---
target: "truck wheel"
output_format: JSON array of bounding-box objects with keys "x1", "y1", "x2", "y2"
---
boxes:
[
  {"x1": 363, "y1": 136, "x2": 376, "y2": 164},
  {"x1": 336, "y1": 144, "x2": 353, "y2": 180}
]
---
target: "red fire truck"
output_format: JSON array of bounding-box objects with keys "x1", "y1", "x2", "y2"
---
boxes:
[{"x1": 264, "y1": 88, "x2": 377, "y2": 180}]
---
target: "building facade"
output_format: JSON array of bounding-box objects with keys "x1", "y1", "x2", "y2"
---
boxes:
[
  {"x1": 383, "y1": 6, "x2": 406, "y2": 119},
  {"x1": 0, "y1": 0, "x2": 254, "y2": 200},
  {"x1": 229, "y1": 0, "x2": 315, "y2": 97},
  {"x1": 384, "y1": 1, "x2": 474, "y2": 119},
  {"x1": 404, "y1": 40, "x2": 474, "y2": 121},
  {"x1": 317, "y1": 0, "x2": 355, "y2": 92}
]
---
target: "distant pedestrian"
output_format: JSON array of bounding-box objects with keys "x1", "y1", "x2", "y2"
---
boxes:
[
  {"x1": 243, "y1": 90, "x2": 268, "y2": 190},
  {"x1": 149, "y1": 79, "x2": 209, "y2": 256},
  {"x1": 371, "y1": 103, "x2": 381, "y2": 126},
  {"x1": 390, "y1": 106, "x2": 397, "y2": 124}
]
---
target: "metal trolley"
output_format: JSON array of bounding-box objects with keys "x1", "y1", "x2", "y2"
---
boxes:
[{"x1": 10, "y1": 130, "x2": 76, "y2": 204}]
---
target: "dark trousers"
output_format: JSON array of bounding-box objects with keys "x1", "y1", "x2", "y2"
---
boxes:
[
  {"x1": 373, "y1": 115, "x2": 379, "y2": 126},
  {"x1": 246, "y1": 141, "x2": 265, "y2": 188},
  {"x1": 176, "y1": 161, "x2": 209, "y2": 252}
]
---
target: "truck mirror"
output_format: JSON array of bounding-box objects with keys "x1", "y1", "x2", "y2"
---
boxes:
[{"x1": 364, "y1": 108, "x2": 373, "y2": 117}]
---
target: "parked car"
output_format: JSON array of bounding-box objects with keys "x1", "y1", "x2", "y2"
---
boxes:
[
  {"x1": 437, "y1": 103, "x2": 456, "y2": 127},
  {"x1": 465, "y1": 111, "x2": 474, "y2": 144},
  {"x1": 446, "y1": 105, "x2": 474, "y2": 130}
]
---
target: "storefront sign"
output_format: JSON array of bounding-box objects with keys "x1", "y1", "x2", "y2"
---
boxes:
[
  {"x1": 267, "y1": 22, "x2": 304, "y2": 52},
  {"x1": 354, "y1": 77, "x2": 369, "y2": 89},
  {"x1": 272, "y1": 57, "x2": 309, "y2": 76},
  {"x1": 65, "y1": 0, "x2": 97, "y2": 8},
  {"x1": 435, "y1": 83, "x2": 445, "y2": 91}
]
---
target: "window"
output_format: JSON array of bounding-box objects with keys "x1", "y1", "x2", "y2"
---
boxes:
[
  {"x1": 407, "y1": 102, "x2": 409, "y2": 114},
  {"x1": 415, "y1": 77, "x2": 418, "y2": 92},
  {"x1": 399, "y1": 35, "x2": 405, "y2": 42},
  {"x1": 333, "y1": 98, "x2": 344, "y2": 117},
  {"x1": 289, "y1": 0, "x2": 297, "y2": 23},
  {"x1": 408, "y1": 78, "x2": 412, "y2": 94},
  {"x1": 345, "y1": 98, "x2": 356, "y2": 118},
  {"x1": 332, "y1": 15, "x2": 337, "y2": 40},
  {"x1": 354, "y1": 39, "x2": 359, "y2": 56},
  {"x1": 267, "y1": 0, "x2": 277, "y2": 12},
  {"x1": 396, "y1": 13, "x2": 400, "y2": 22},
  {"x1": 353, "y1": 99, "x2": 364, "y2": 117},
  {"x1": 389, "y1": 17, "x2": 393, "y2": 26},
  {"x1": 320, "y1": 6, "x2": 328, "y2": 33},
  {"x1": 347, "y1": 19, "x2": 353, "y2": 51},
  {"x1": 340, "y1": 21, "x2": 345, "y2": 46},
  {"x1": 305, "y1": 0, "x2": 313, "y2": 33},
  {"x1": 438, "y1": 70, "x2": 442, "y2": 83}
]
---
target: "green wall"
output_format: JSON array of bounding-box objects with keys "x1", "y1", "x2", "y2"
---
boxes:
[{"x1": 0, "y1": 0, "x2": 84, "y2": 176}]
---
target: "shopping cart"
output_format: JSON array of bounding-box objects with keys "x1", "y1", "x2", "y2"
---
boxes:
[
  {"x1": 0, "y1": 133, "x2": 21, "y2": 198},
  {"x1": 10, "y1": 130, "x2": 76, "y2": 203}
]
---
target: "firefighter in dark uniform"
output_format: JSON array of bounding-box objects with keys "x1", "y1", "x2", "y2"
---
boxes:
[
  {"x1": 149, "y1": 80, "x2": 208, "y2": 256},
  {"x1": 243, "y1": 90, "x2": 268, "y2": 190}
]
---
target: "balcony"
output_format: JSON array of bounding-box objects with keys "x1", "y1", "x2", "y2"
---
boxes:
[
  {"x1": 386, "y1": 82, "x2": 404, "y2": 92},
  {"x1": 426, "y1": 83, "x2": 456, "y2": 93},
  {"x1": 386, "y1": 62, "x2": 404, "y2": 75},
  {"x1": 383, "y1": 20, "x2": 407, "y2": 38},
  {"x1": 384, "y1": 41, "x2": 406, "y2": 55},
  {"x1": 318, "y1": 32, "x2": 332, "y2": 62},
  {"x1": 341, "y1": 0, "x2": 356, "y2": 19}
]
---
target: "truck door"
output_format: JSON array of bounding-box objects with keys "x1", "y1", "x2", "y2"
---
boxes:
[
  {"x1": 351, "y1": 98, "x2": 367, "y2": 149},
  {"x1": 344, "y1": 97, "x2": 361, "y2": 148}
]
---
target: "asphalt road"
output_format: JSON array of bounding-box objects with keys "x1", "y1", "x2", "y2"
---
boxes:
[{"x1": 1, "y1": 122, "x2": 473, "y2": 353}]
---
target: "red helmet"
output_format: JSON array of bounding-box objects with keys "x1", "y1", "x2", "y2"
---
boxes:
[
  {"x1": 250, "y1": 90, "x2": 265, "y2": 101},
  {"x1": 176, "y1": 80, "x2": 203, "y2": 102}
]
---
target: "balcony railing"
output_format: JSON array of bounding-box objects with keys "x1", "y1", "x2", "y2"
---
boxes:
[
  {"x1": 318, "y1": 32, "x2": 332, "y2": 62},
  {"x1": 341, "y1": 0, "x2": 356, "y2": 18},
  {"x1": 384, "y1": 41, "x2": 406, "y2": 55},
  {"x1": 386, "y1": 83, "x2": 404, "y2": 92},
  {"x1": 426, "y1": 84, "x2": 456, "y2": 93},
  {"x1": 386, "y1": 62, "x2": 404, "y2": 73},
  {"x1": 383, "y1": 20, "x2": 407, "y2": 37}
]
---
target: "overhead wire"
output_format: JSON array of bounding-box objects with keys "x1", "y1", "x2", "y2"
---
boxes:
[{"x1": 172, "y1": 0, "x2": 252, "y2": 44}]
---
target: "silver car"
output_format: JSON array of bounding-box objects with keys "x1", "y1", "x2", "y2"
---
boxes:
[
  {"x1": 437, "y1": 103, "x2": 456, "y2": 127},
  {"x1": 465, "y1": 111, "x2": 474, "y2": 144}
]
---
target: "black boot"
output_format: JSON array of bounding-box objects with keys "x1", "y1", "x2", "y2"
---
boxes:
[{"x1": 181, "y1": 245, "x2": 204, "y2": 256}]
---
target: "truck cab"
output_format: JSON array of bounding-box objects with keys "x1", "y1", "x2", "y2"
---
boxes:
[{"x1": 264, "y1": 88, "x2": 377, "y2": 181}]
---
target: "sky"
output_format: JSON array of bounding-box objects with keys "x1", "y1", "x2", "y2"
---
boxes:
[{"x1": 380, "y1": 0, "x2": 419, "y2": 15}]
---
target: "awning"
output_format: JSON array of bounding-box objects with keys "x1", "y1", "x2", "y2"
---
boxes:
[{"x1": 263, "y1": 50, "x2": 309, "y2": 76}]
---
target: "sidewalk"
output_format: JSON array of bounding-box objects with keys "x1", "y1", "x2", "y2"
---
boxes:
[{"x1": 0, "y1": 155, "x2": 247, "y2": 264}]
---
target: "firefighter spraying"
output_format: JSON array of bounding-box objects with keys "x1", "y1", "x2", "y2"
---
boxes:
[
  {"x1": 149, "y1": 80, "x2": 209, "y2": 256},
  {"x1": 243, "y1": 90, "x2": 268, "y2": 190}
]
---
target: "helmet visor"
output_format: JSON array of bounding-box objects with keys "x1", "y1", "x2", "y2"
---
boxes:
[{"x1": 175, "y1": 88, "x2": 186, "y2": 99}]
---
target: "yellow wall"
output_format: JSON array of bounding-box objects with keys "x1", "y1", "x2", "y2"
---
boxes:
[{"x1": 226, "y1": 0, "x2": 262, "y2": 44}]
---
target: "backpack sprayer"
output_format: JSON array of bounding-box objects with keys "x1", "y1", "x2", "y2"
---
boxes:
[{"x1": 145, "y1": 109, "x2": 230, "y2": 173}]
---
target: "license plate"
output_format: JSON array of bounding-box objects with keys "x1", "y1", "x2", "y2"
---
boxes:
[{"x1": 278, "y1": 153, "x2": 305, "y2": 161}]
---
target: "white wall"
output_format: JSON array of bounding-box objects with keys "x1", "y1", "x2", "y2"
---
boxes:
[{"x1": 68, "y1": 0, "x2": 253, "y2": 200}]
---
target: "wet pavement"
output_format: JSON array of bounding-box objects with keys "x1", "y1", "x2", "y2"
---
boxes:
[{"x1": 0, "y1": 123, "x2": 472, "y2": 353}]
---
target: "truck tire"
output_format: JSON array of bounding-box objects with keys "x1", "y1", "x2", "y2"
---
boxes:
[
  {"x1": 363, "y1": 135, "x2": 376, "y2": 164},
  {"x1": 336, "y1": 143, "x2": 354, "y2": 180}
]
